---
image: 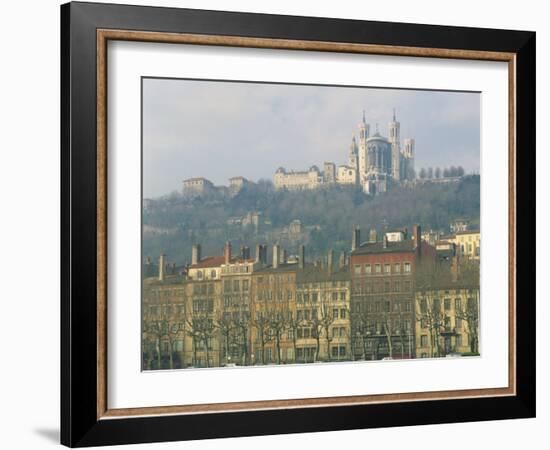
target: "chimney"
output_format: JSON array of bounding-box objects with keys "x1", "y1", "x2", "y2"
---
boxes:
[
  {"x1": 158, "y1": 253, "x2": 165, "y2": 281},
  {"x1": 243, "y1": 246, "x2": 250, "y2": 260},
  {"x1": 383, "y1": 235, "x2": 388, "y2": 249},
  {"x1": 171, "y1": 262, "x2": 176, "y2": 275},
  {"x1": 191, "y1": 244, "x2": 201, "y2": 265},
  {"x1": 299, "y1": 245, "x2": 305, "y2": 269},
  {"x1": 327, "y1": 249, "x2": 334, "y2": 274},
  {"x1": 261, "y1": 245, "x2": 268, "y2": 265},
  {"x1": 255, "y1": 244, "x2": 262, "y2": 263},
  {"x1": 282, "y1": 248, "x2": 287, "y2": 264},
  {"x1": 413, "y1": 224, "x2": 422, "y2": 259},
  {"x1": 272, "y1": 244, "x2": 280, "y2": 269},
  {"x1": 352, "y1": 227, "x2": 361, "y2": 251},
  {"x1": 369, "y1": 228, "x2": 378, "y2": 243},
  {"x1": 339, "y1": 251, "x2": 346, "y2": 268},
  {"x1": 224, "y1": 241, "x2": 232, "y2": 264}
]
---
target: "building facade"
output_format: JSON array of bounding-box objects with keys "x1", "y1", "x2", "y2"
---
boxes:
[
  {"x1": 415, "y1": 285, "x2": 480, "y2": 357},
  {"x1": 349, "y1": 225, "x2": 436, "y2": 360}
]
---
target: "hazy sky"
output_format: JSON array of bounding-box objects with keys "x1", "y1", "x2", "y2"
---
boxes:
[{"x1": 143, "y1": 78, "x2": 480, "y2": 198}]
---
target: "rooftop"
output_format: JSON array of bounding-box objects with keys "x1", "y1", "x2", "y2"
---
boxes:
[{"x1": 351, "y1": 239, "x2": 417, "y2": 255}]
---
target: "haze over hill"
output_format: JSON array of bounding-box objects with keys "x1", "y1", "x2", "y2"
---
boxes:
[{"x1": 143, "y1": 175, "x2": 480, "y2": 267}]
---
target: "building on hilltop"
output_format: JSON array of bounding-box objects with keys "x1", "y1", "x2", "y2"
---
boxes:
[
  {"x1": 273, "y1": 110, "x2": 415, "y2": 194},
  {"x1": 182, "y1": 177, "x2": 215, "y2": 197}
]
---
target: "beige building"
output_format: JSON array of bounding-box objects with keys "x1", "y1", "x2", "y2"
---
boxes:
[
  {"x1": 182, "y1": 177, "x2": 215, "y2": 197},
  {"x1": 273, "y1": 166, "x2": 323, "y2": 190},
  {"x1": 415, "y1": 285, "x2": 480, "y2": 358},
  {"x1": 448, "y1": 231, "x2": 480, "y2": 260},
  {"x1": 336, "y1": 165, "x2": 357, "y2": 185}
]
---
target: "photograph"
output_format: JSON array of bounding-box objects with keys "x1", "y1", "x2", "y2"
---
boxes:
[{"x1": 141, "y1": 78, "x2": 481, "y2": 370}]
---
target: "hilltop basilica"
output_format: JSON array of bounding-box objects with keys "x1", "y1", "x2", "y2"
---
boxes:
[{"x1": 274, "y1": 110, "x2": 415, "y2": 194}]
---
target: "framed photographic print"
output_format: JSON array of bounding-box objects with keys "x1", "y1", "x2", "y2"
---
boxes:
[{"x1": 61, "y1": 1, "x2": 535, "y2": 447}]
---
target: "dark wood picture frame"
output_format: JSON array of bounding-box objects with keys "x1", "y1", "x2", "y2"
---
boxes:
[{"x1": 61, "y1": 1, "x2": 535, "y2": 447}]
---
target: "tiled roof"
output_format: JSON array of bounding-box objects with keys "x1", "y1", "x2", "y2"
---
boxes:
[
  {"x1": 351, "y1": 240, "x2": 416, "y2": 255},
  {"x1": 189, "y1": 256, "x2": 225, "y2": 269},
  {"x1": 189, "y1": 256, "x2": 256, "y2": 269}
]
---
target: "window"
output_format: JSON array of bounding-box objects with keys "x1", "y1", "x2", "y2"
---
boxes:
[
  {"x1": 394, "y1": 263, "x2": 401, "y2": 273},
  {"x1": 455, "y1": 298, "x2": 462, "y2": 311},
  {"x1": 197, "y1": 270, "x2": 203, "y2": 280},
  {"x1": 210, "y1": 270, "x2": 216, "y2": 279},
  {"x1": 384, "y1": 301, "x2": 391, "y2": 312},
  {"x1": 332, "y1": 327, "x2": 338, "y2": 338},
  {"x1": 404, "y1": 262, "x2": 411, "y2": 273},
  {"x1": 456, "y1": 317, "x2": 462, "y2": 328},
  {"x1": 421, "y1": 352, "x2": 428, "y2": 358},
  {"x1": 243, "y1": 279, "x2": 249, "y2": 291},
  {"x1": 224, "y1": 296, "x2": 231, "y2": 307},
  {"x1": 384, "y1": 281, "x2": 390, "y2": 292},
  {"x1": 375, "y1": 263, "x2": 382, "y2": 273},
  {"x1": 266, "y1": 348, "x2": 273, "y2": 362},
  {"x1": 365, "y1": 264, "x2": 371, "y2": 274},
  {"x1": 287, "y1": 290, "x2": 293, "y2": 300},
  {"x1": 223, "y1": 280, "x2": 231, "y2": 292},
  {"x1": 340, "y1": 309, "x2": 347, "y2": 319},
  {"x1": 444, "y1": 298, "x2": 451, "y2": 310},
  {"x1": 384, "y1": 264, "x2": 391, "y2": 273},
  {"x1": 333, "y1": 308, "x2": 339, "y2": 319},
  {"x1": 175, "y1": 340, "x2": 184, "y2": 352},
  {"x1": 233, "y1": 280, "x2": 240, "y2": 291},
  {"x1": 394, "y1": 281, "x2": 400, "y2": 292},
  {"x1": 420, "y1": 335, "x2": 428, "y2": 347},
  {"x1": 340, "y1": 327, "x2": 346, "y2": 337},
  {"x1": 456, "y1": 335, "x2": 462, "y2": 347},
  {"x1": 286, "y1": 348, "x2": 294, "y2": 360},
  {"x1": 420, "y1": 298, "x2": 428, "y2": 313},
  {"x1": 331, "y1": 346, "x2": 339, "y2": 357},
  {"x1": 312, "y1": 293, "x2": 318, "y2": 302},
  {"x1": 354, "y1": 264, "x2": 361, "y2": 275},
  {"x1": 331, "y1": 292, "x2": 338, "y2": 301},
  {"x1": 340, "y1": 291, "x2": 346, "y2": 301},
  {"x1": 403, "y1": 281, "x2": 411, "y2": 292}
]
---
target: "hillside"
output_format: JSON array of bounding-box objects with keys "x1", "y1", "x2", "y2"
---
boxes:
[{"x1": 143, "y1": 176, "x2": 480, "y2": 266}]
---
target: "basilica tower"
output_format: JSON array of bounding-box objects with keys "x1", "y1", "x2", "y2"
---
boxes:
[
  {"x1": 388, "y1": 108, "x2": 401, "y2": 181},
  {"x1": 358, "y1": 110, "x2": 370, "y2": 180}
]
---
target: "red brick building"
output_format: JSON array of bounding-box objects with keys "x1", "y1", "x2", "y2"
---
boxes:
[{"x1": 349, "y1": 225, "x2": 436, "y2": 360}]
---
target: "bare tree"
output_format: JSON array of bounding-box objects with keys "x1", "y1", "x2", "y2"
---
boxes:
[
  {"x1": 251, "y1": 312, "x2": 272, "y2": 365},
  {"x1": 319, "y1": 302, "x2": 335, "y2": 361},
  {"x1": 216, "y1": 312, "x2": 235, "y2": 366},
  {"x1": 415, "y1": 296, "x2": 444, "y2": 358},
  {"x1": 268, "y1": 310, "x2": 288, "y2": 364},
  {"x1": 456, "y1": 293, "x2": 480, "y2": 353},
  {"x1": 186, "y1": 313, "x2": 216, "y2": 368},
  {"x1": 308, "y1": 310, "x2": 324, "y2": 362},
  {"x1": 286, "y1": 310, "x2": 303, "y2": 363}
]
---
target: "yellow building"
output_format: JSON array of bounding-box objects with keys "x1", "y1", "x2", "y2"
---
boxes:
[
  {"x1": 415, "y1": 284, "x2": 480, "y2": 358},
  {"x1": 295, "y1": 261, "x2": 351, "y2": 362},
  {"x1": 449, "y1": 231, "x2": 480, "y2": 260},
  {"x1": 273, "y1": 166, "x2": 323, "y2": 191}
]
